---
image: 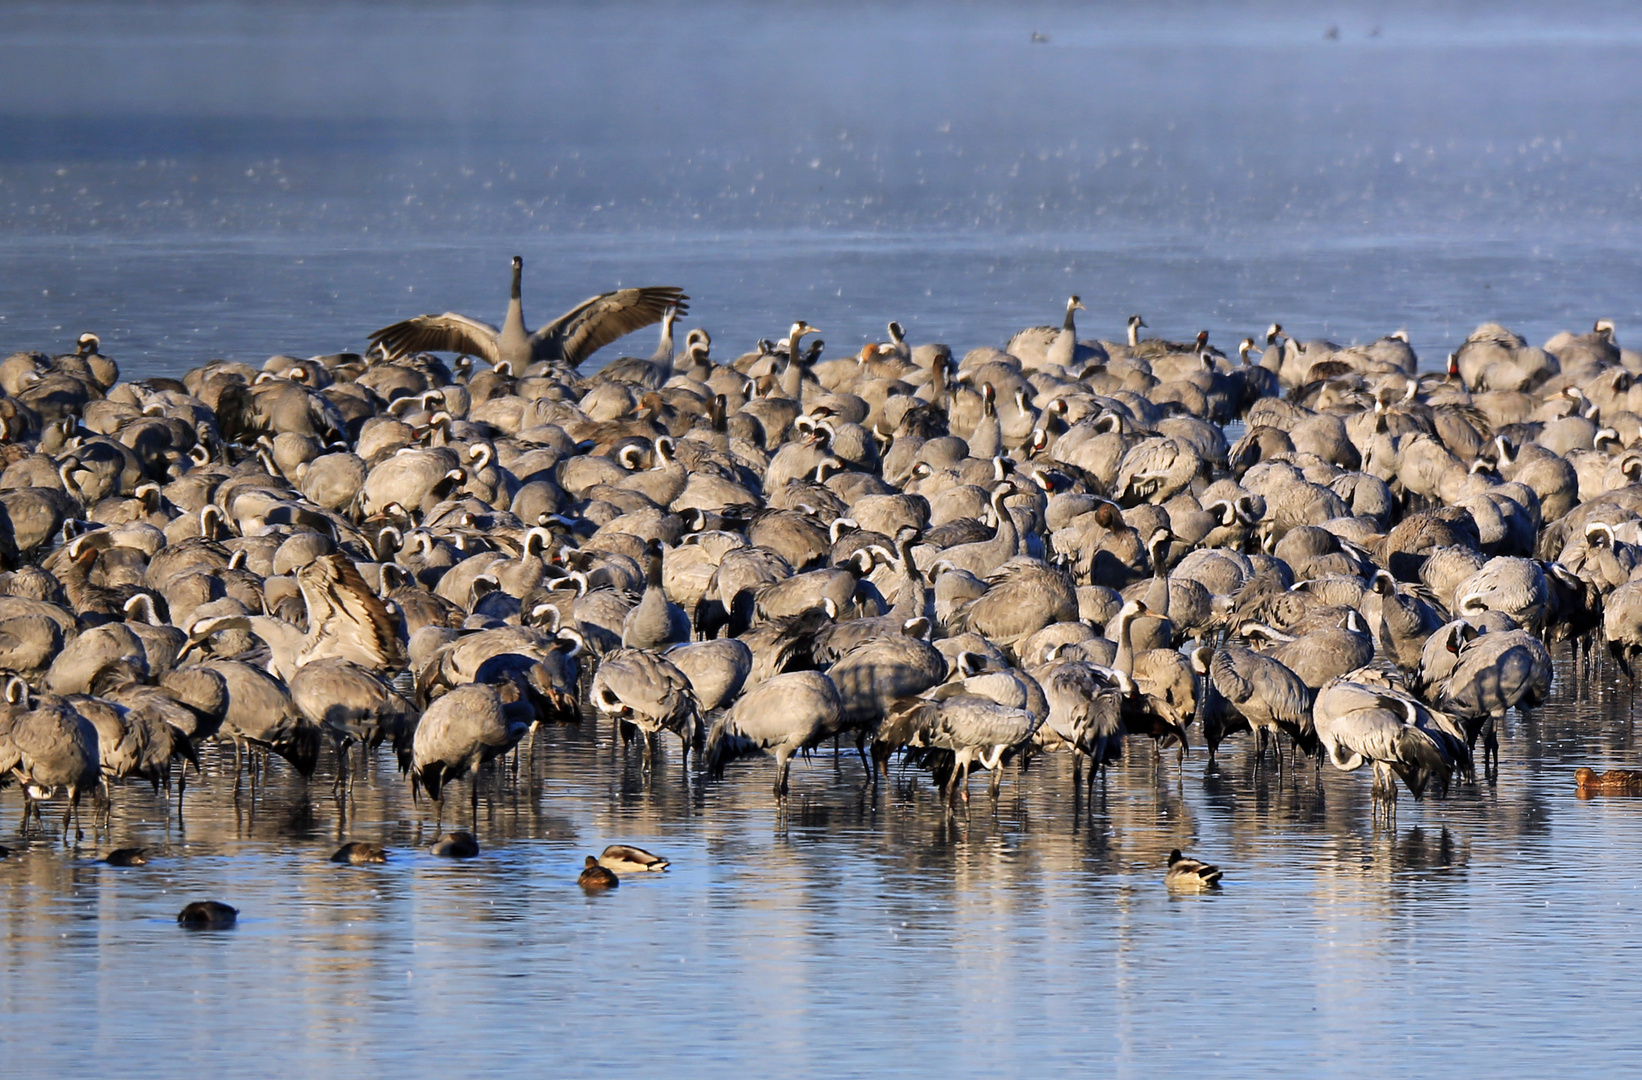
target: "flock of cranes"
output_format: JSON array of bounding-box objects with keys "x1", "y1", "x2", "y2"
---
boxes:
[{"x1": 0, "y1": 257, "x2": 1630, "y2": 857}]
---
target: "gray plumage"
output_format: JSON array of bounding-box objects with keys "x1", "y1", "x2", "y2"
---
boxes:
[
  {"x1": 591, "y1": 648, "x2": 702, "y2": 772},
  {"x1": 827, "y1": 632, "x2": 948, "y2": 740},
  {"x1": 0, "y1": 686, "x2": 99, "y2": 834},
  {"x1": 622, "y1": 539, "x2": 691, "y2": 650},
  {"x1": 1032, "y1": 650, "x2": 1125, "y2": 787},
  {"x1": 195, "y1": 659, "x2": 320, "y2": 778},
  {"x1": 881, "y1": 692, "x2": 1038, "y2": 802},
  {"x1": 705, "y1": 670, "x2": 841, "y2": 795},
  {"x1": 1314, "y1": 675, "x2": 1468, "y2": 805},
  {"x1": 1195, "y1": 645, "x2": 1316, "y2": 759},
  {"x1": 290, "y1": 658, "x2": 416, "y2": 781},
  {"x1": 664, "y1": 638, "x2": 752, "y2": 711},
  {"x1": 410, "y1": 682, "x2": 530, "y2": 806}
]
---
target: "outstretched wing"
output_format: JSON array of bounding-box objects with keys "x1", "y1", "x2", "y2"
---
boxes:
[
  {"x1": 531, "y1": 287, "x2": 689, "y2": 366},
  {"x1": 298, "y1": 555, "x2": 405, "y2": 672},
  {"x1": 369, "y1": 312, "x2": 502, "y2": 364}
]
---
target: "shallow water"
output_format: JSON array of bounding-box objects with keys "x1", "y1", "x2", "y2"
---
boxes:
[
  {"x1": 5, "y1": 650, "x2": 1642, "y2": 1077},
  {"x1": 4, "y1": 1, "x2": 1642, "y2": 1075}
]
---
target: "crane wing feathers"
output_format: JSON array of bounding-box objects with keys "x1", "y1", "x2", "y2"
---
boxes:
[
  {"x1": 369, "y1": 312, "x2": 502, "y2": 364},
  {"x1": 531, "y1": 287, "x2": 689, "y2": 366},
  {"x1": 297, "y1": 555, "x2": 405, "y2": 671}
]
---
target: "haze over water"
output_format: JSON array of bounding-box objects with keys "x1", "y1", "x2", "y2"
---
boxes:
[
  {"x1": 4, "y1": 3, "x2": 1642, "y2": 1077},
  {"x1": 3, "y1": 2, "x2": 1641, "y2": 370}
]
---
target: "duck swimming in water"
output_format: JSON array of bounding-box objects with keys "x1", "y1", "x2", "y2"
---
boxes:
[
  {"x1": 579, "y1": 855, "x2": 620, "y2": 890},
  {"x1": 597, "y1": 844, "x2": 669, "y2": 873},
  {"x1": 331, "y1": 841, "x2": 389, "y2": 864},
  {"x1": 1575, "y1": 767, "x2": 1642, "y2": 796},
  {"x1": 177, "y1": 900, "x2": 238, "y2": 928},
  {"x1": 1165, "y1": 849, "x2": 1224, "y2": 892}
]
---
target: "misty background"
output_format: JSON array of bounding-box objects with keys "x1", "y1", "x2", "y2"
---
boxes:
[{"x1": 0, "y1": 1, "x2": 1637, "y2": 373}]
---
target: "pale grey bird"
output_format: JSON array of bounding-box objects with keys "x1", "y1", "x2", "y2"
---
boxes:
[
  {"x1": 704, "y1": 670, "x2": 841, "y2": 796},
  {"x1": 409, "y1": 682, "x2": 531, "y2": 824},
  {"x1": 622, "y1": 538, "x2": 691, "y2": 650},
  {"x1": 1314, "y1": 676, "x2": 1468, "y2": 813},
  {"x1": 0, "y1": 681, "x2": 99, "y2": 837},
  {"x1": 591, "y1": 648, "x2": 702, "y2": 774}
]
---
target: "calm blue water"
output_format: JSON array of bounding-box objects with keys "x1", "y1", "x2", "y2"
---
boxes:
[
  {"x1": 4, "y1": 3, "x2": 1642, "y2": 1077},
  {"x1": 2, "y1": 2, "x2": 1641, "y2": 370}
]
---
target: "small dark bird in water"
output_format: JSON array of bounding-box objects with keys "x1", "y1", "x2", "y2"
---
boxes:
[
  {"x1": 104, "y1": 848, "x2": 150, "y2": 866},
  {"x1": 1030, "y1": 31, "x2": 1049, "y2": 44},
  {"x1": 331, "y1": 841, "x2": 389, "y2": 864},
  {"x1": 598, "y1": 844, "x2": 669, "y2": 874},
  {"x1": 177, "y1": 901, "x2": 238, "y2": 928},
  {"x1": 579, "y1": 855, "x2": 619, "y2": 890},
  {"x1": 0, "y1": 845, "x2": 10, "y2": 859},
  {"x1": 429, "y1": 831, "x2": 479, "y2": 858},
  {"x1": 1165, "y1": 849, "x2": 1224, "y2": 892}
]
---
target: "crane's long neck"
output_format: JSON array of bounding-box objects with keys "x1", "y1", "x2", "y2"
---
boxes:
[
  {"x1": 501, "y1": 258, "x2": 528, "y2": 360},
  {"x1": 782, "y1": 330, "x2": 808, "y2": 400},
  {"x1": 654, "y1": 308, "x2": 677, "y2": 364},
  {"x1": 1146, "y1": 544, "x2": 1170, "y2": 619},
  {"x1": 1062, "y1": 300, "x2": 1078, "y2": 334},
  {"x1": 889, "y1": 536, "x2": 928, "y2": 620},
  {"x1": 1115, "y1": 611, "x2": 1135, "y2": 677},
  {"x1": 247, "y1": 615, "x2": 307, "y2": 683},
  {"x1": 992, "y1": 493, "x2": 1019, "y2": 556}
]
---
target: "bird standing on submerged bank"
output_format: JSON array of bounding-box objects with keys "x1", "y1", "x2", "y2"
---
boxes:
[
  {"x1": 0, "y1": 293, "x2": 1634, "y2": 857},
  {"x1": 369, "y1": 256, "x2": 688, "y2": 369}
]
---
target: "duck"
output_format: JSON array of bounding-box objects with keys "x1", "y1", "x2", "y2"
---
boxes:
[
  {"x1": 177, "y1": 900, "x2": 239, "y2": 928},
  {"x1": 1164, "y1": 849, "x2": 1224, "y2": 892},
  {"x1": 104, "y1": 847, "x2": 150, "y2": 866},
  {"x1": 579, "y1": 855, "x2": 620, "y2": 890},
  {"x1": 429, "y1": 831, "x2": 480, "y2": 858},
  {"x1": 1574, "y1": 767, "x2": 1642, "y2": 795},
  {"x1": 598, "y1": 844, "x2": 669, "y2": 873},
  {"x1": 330, "y1": 841, "x2": 389, "y2": 864}
]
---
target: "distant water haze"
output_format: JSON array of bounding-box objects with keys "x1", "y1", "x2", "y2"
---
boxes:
[{"x1": 0, "y1": 1, "x2": 1638, "y2": 371}]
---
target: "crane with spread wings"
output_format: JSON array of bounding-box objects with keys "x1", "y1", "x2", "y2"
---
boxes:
[{"x1": 369, "y1": 255, "x2": 688, "y2": 369}]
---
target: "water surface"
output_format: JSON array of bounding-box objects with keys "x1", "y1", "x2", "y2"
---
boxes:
[{"x1": 2, "y1": 2, "x2": 1640, "y2": 369}]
